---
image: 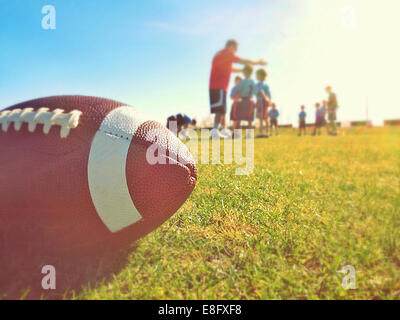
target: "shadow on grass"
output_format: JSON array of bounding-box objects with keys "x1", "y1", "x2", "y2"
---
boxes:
[{"x1": 0, "y1": 242, "x2": 138, "y2": 300}]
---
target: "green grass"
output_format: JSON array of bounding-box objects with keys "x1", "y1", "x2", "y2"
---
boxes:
[{"x1": 76, "y1": 127, "x2": 400, "y2": 300}]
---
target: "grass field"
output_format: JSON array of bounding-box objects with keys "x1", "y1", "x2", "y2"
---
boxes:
[{"x1": 76, "y1": 127, "x2": 400, "y2": 300}]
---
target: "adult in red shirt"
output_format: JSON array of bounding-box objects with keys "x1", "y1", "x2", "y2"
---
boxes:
[{"x1": 209, "y1": 39, "x2": 266, "y2": 138}]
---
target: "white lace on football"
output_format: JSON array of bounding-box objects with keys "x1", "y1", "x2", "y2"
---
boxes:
[{"x1": 0, "y1": 108, "x2": 82, "y2": 138}]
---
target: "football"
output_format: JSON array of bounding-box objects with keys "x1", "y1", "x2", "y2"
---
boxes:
[{"x1": 0, "y1": 95, "x2": 197, "y2": 297}]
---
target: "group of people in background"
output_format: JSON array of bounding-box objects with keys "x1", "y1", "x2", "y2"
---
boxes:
[
  {"x1": 208, "y1": 39, "x2": 268, "y2": 139},
  {"x1": 298, "y1": 86, "x2": 339, "y2": 136},
  {"x1": 229, "y1": 67, "x2": 279, "y2": 138},
  {"x1": 166, "y1": 40, "x2": 339, "y2": 140}
]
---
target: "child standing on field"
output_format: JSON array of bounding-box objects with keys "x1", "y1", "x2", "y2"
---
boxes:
[
  {"x1": 230, "y1": 76, "x2": 242, "y2": 137},
  {"x1": 268, "y1": 103, "x2": 279, "y2": 135},
  {"x1": 230, "y1": 76, "x2": 242, "y2": 102},
  {"x1": 298, "y1": 105, "x2": 306, "y2": 136},
  {"x1": 326, "y1": 86, "x2": 339, "y2": 135},
  {"x1": 321, "y1": 100, "x2": 330, "y2": 134},
  {"x1": 255, "y1": 69, "x2": 271, "y2": 138},
  {"x1": 230, "y1": 65, "x2": 256, "y2": 138},
  {"x1": 312, "y1": 103, "x2": 324, "y2": 135}
]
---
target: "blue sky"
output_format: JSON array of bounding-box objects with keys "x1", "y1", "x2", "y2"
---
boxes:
[{"x1": 1, "y1": 0, "x2": 399, "y2": 125}]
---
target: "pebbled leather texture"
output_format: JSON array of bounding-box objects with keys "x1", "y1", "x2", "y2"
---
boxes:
[{"x1": 0, "y1": 95, "x2": 197, "y2": 298}]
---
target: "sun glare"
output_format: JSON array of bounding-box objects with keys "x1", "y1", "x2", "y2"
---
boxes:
[{"x1": 265, "y1": 0, "x2": 400, "y2": 125}]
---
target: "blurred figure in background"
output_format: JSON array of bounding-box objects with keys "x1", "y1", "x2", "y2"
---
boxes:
[
  {"x1": 230, "y1": 76, "x2": 242, "y2": 102},
  {"x1": 321, "y1": 100, "x2": 329, "y2": 134},
  {"x1": 167, "y1": 113, "x2": 197, "y2": 138},
  {"x1": 298, "y1": 105, "x2": 307, "y2": 136},
  {"x1": 326, "y1": 86, "x2": 339, "y2": 135},
  {"x1": 229, "y1": 75, "x2": 243, "y2": 126},
  {"x1": 209, "y1": 39, "x2": 266, "y2": 139},
  {"x1": 255, "y1": 68, "x2": 271, "y2": 138},
  {"x1": 268, "y1": 103, "x2": 279, "y2": 135},
  {"x1": 312, "y1": 102, "x2": 324, "y2": 135},
  {"x1": 230, "y1": 65, "x2": 256, "y2": 138}
]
